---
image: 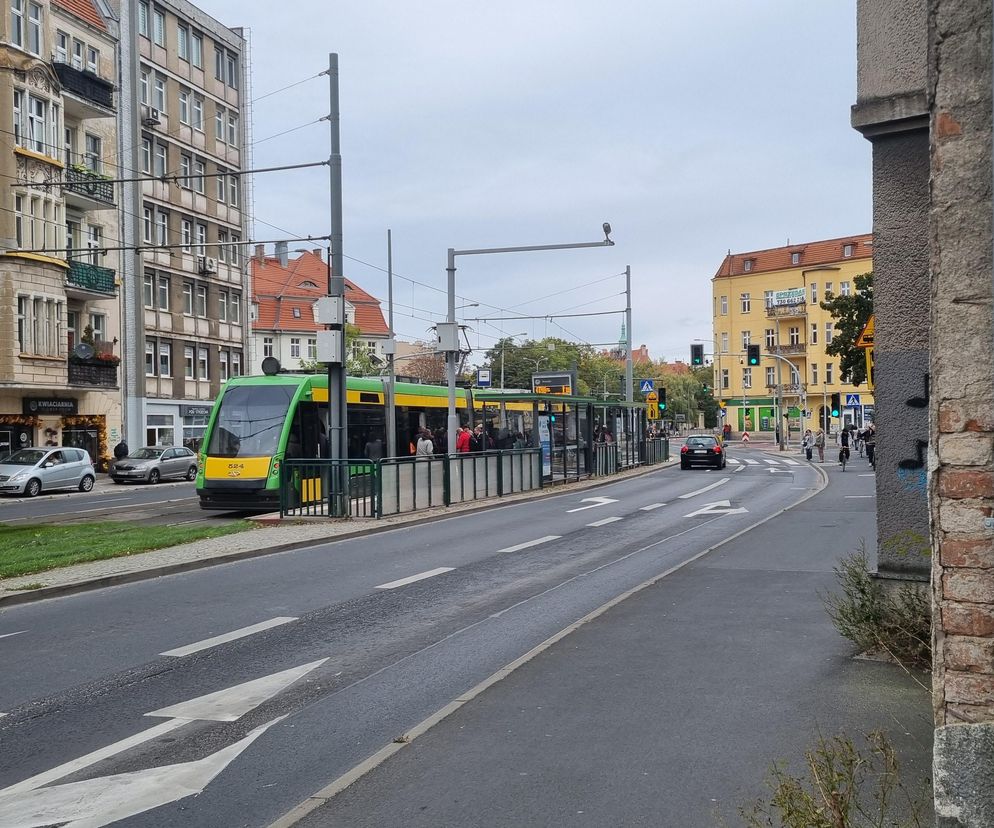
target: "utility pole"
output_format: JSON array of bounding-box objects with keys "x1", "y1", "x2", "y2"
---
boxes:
[
  {"x1": 625, "y1": 265, "x2": 633, "y2": 403},
  {"x1": 775, "y1": 324, "x2": 784, "y2": 450},
  {"x1": 385, "y1": 229, "x2": 396, "y2": 458}
]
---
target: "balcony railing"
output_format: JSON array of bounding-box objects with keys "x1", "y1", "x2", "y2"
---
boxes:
[
  {"x1": 65, "y1": 165, "x2": 115, "y2": 205},
  {"x1": 66, "y1": 259, "x2": 116, "y2": 295},
  {"x1": 53, "y1": 61, "x2": 115, "y2": 110},
  {"x1": 765, "y1": 302, "x2": 808, "y2": 318},
  {"x1": 67, "y1": 359, "x2": 118, "y2": 387},
  {"x1": 766, "y1": 342, "x2": 807, "y2": 355},
  {"x1": 765, "y1": 382, "x2": 805, "y2": 394}
]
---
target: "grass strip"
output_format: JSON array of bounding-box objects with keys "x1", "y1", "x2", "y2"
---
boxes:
[{"x1": 0, "y1": 521, "x2": 252, "y2": 579}]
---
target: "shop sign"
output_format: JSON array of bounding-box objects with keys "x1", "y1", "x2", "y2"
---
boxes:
[
  {"x1": 22, "y1": 398, "x2": 78, "y2": 415},
  {"x1": 180, "y1": 404, "x2": 213, "y2": 417},
  {"x1": 771, "y1": 287, "x2": 805, "y2": 306}
]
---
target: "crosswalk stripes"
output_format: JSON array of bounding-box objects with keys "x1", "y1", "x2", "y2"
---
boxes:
[
  {"x1": 726, "y1": 458, "x2": 741, "y2": 464},
  {"x1": 762, "y1": 459, "x2": 779, "y2": 465},
  {"x1": 781, "y1": 458, "x2": 800, "y2": 466},
  {"x1": 725, "y1": 456, "x2": 804, "y2": 467},
  {"x1": 742, "y1": 458, "x2": 760, "y2": 465}
]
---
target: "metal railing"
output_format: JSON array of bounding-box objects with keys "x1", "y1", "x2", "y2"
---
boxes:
[
  {"x1": 65, "y1": 165, "x2": 115, "y2": 205},
  {"x1": 280, "y1": 459, "x2": 377, "y2": 518},
  {"x1": 641, "y1": 437, "x2": 669, "y2": 465},
  {"x1": 67, "y1": 259, "x2": 116, "y2": 294},
  {"x1": 766, "y1": 302, "x2": 808, "y2": 318},
  {"x1": 592, "y1": 442, "x2": 618, "y2": 476}
]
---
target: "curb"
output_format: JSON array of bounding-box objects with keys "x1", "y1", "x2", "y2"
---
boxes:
[{"x1": 0, "y1": 460, "x2": 677, "y2": 607}]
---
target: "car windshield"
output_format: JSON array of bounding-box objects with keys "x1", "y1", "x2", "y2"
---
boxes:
[
  {"x1": 687, "y1": 437, "x2": 717, "y2": 447},
  {"x1": 3, "y1": 449, "x2": 47, "y2": 466},
  {"x1": 129, "y1": 448, "x2": 165, "y2": 459}
]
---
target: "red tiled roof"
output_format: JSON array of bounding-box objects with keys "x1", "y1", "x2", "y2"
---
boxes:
[
  {"x1": 250, "y1": 250, "x2": 389, "y2": 336},
  {"x1": 713, "y1": 233, "x2": 873, "y2": 279},
  {"x1": 53, "y1": 0, "x2": 107, "y2": 30}
]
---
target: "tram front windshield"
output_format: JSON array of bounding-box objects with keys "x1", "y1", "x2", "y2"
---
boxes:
[{"x1": 206, "y1": 385, "x2": 295, "y2": 458}]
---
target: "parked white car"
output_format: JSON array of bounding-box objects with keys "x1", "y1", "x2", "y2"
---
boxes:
[{"x1": 0, "y1": 447, "x2": 96, "y2": 497}]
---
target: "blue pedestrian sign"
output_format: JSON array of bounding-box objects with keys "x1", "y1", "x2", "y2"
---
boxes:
[
  {"x1": 639, "y1": 379, "x2": 654, "y2": 394},
  {"x1": 846, "y1": 393, "x2": 861, "y2": 407}
]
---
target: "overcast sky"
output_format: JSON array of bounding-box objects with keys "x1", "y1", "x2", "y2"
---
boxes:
[{"x1": 206, "y1": 0, "x2": 869, "y2": 364}]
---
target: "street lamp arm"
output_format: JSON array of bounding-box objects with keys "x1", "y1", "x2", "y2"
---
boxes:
[{"x1": 452, "y1": 239, "x2": 614, "y2": 258}]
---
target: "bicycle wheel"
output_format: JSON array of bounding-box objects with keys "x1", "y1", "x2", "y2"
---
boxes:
[{"x1": 840, "y1": 449, "x2": 847, "y2": 471}]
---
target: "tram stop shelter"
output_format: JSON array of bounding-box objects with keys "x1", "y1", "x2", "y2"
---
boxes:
[{"x1": 472, "y1": 390, "x2": 648, "y2": 484}]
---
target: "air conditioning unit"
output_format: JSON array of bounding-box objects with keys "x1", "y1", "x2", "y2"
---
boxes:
[
  {"x1": 142, "y1": 107, "x2": 161, "y2": 126},
  {"x1": 198, "y1": 256, "x2": 217, "y2": 274}
]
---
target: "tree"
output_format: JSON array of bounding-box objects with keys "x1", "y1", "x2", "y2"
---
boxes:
[
  {"x1": 404, "y1": 352, "x2": 446, "y2": 383},
  {"x1": 819, "y1": 271, "x2": 873, "y2": 386},
  {"x1": 298, "y1": 323, "x2": 376, "y2": 376}
]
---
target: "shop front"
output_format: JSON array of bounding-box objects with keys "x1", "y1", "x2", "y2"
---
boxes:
[{"x1": 144, "y1": 401, "x2": 215, "y2": 452}]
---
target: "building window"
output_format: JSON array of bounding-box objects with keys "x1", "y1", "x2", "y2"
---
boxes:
[
  {"x1": 179, "y1": 153, "x2": 191, "y2": 188},
  {"x1": 719, "y1": 331, "x2": 728, "y2": 353},
  {"x1": 218, "y1": 289, "x2": 228, "y2": 321},
  {"x1": 178, "y1": 88, "x2": 190, "y2": 124},
  {"x1": 145, "y1": 341, "x2": 155, "y2": 375},
  {"x1": 155, "y1": 210, "x2": 168, "y2": 245},
  {"x1": 184, "y1": 345, "x2": 194, "y2": 377},
  {"x1": 843, "y1": 243, "x2": 853, "y2": 258},
  {"x1": 192, "y1": 94, "x2": 204, "y2": 130},
  {"x1": 764, "y1": 289, "x2": 774, "y2": 308},
  {"x1": 306, "y1": 338, "x2": 317, "y2": 360},
  {"x1": 826, "y1": 363, "x2": 834, "y2": 384},
  {"x1": 191, "y1": 32, "x2": 203, "y2": 67},
  {"x1": 741, "y1": 330, "x2": 751, "y2": 349},
  {"x1": 177, "y1": 24, "x2": 188, "y2": 60},
  {"x1": 840, "y1": 281, "x2": 851, "y2": 296},
  {"x1": 811, "y1": 363, "x2": 818, "y2": 385},
  {"x1": 193, "y1": 158, "x2": 205, "y2": 194},
  {"x1": 825, "y1": 322, "x2": 834, "y2": 344},
  {"x1": 810, "y1": 323, "x2": 818, "y2": 345},
  {"x1": 791, "y1": 252, "x2": 800, "y2": 265},
  {"x1": 142, "y1": 207, "x2": 152, "y2": 242},
  {"x1": 740, "y1": 293, "x2": 751, "y2": 313},
  {"x1": 86, "y1": 46, "x2": 98, "y2": 74},
  {"x1": 232, "y1": 351, "x2": 241, "y2": 376},
  {"x1": 143, "y1": 272, "x2": 154, "y2": 307},
  {"x1": 198, "y1": 347, "x2": 209, "y2": 379},
  {"x1": 764, "y1": 328, "x2": 775, "y2": 348},
  {"x1": 742, "y1": 367, "x2": 752, "y2": 389},
  {"x1": 138, "y1": 1, "x2": 149, "y2": 36},
  {"x1": 229, "y1": 292, "x2": 240, "y2": 323},
  {"x1": 153, "y1": 74, "x2": 166, "y2": 111},
  {"x1": 17, "y1": 1, "x2": 42, "y2": 56},
  {"x1": 292, "y1": 307, "x2": 301, "y2": 319},
  {"x1": 196, "y1": 285, "x2": 207, "y2": 316},
  {"x1": 290, "y1": 338, "x2": 301, "y2": 359},
  {"x1": 230, "y1": 234, "x2": 240, "y2": 267},
  {"x1": 152, "y1": 8, "x2": 165, "y2": 46},
  {"x1": 765, "y1": 366, "x2": 775, "y2": 387},
  {"x1": 84, "y1": 133, "x2": 101, "y2": 172},
  {"x1": 157, "y1": 275, "x2": 169, "y2": 310},
  {"x1": 226, "y1": 52, "x2": 238, "y2": 88},
  {"x1": 181, "y1": 218, "x2": 192, "y2": 252},
  {"x1": 216, "y1": 167, "x2": 226, "y2": 203},
  {"x1": 229, "y1": 175, "x2": 239, "y2": 207},
  {"x1": 215, "y1": 105, "x2": 225, "y2": 140},
  {"x1": 824, "y1": 281, "x2": 833, "y2": 297},
  {"x1": 720, "y1": 295, "x2": 728, "y2": 315},
  {"x1": 182, "y1": 281, "x2": 193, "y2": 314},
  {"x1": 810, "y1": 283, "x2": 818, "y2": 304},
  {"x1": 788, "y1": 326, "x2": 800, "y2": 346},
  {"x1": 196, "y1": 222, "x2": 207, "y2": 249},
  {"x1": 263, "y1": 337, "x2": 274, "y2": 358},
  {"x1": 219, "y1": 349, "x2": 229, "y2": 381},
  {"x1": 227, "y1": 112, "x2": 238, "y2": 144},
  {"x1": 55, "y1": 29, "x2": 68, "y2": 62},
  {"x1": 159, "y1": 341, "x2": 172, "y2": 377},
  {"x1": 743, "y1": 259, "x2": 752, "y2": 272},
  {"x1": 214, "y1": 46, "x2": 224, "y2": 81},
  {"x1": 721, "y1": 368, "x2": 729, "y2": 390},
  {"x1": 217, "y1": 229, "x2": 228, "y2": 262}
]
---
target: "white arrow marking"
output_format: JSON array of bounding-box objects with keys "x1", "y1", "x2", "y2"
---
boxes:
[
  {"x1": 677, "y1": 478, "x2": 729, "y2": 499},
  {"x1": 0, "y1": 716, "x2": 285, "y2": 828},
  {"x1": 0, "y1": 631, "x2": 25, "y2": 641},
  {"x1": 683, "y1": 500, "x2": 749, "y2": 518},
  {"x1": 566, "y1": 496, "x2": 618, "y2": 513},
  {"x1": 2, "y1": 660, "x2": 326, "y2": 796},
  {"x1": 146, "y1": 658, "x2": 328, "y2": 722}
]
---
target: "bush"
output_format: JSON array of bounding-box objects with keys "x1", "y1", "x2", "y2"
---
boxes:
[
  {"x1": 738, "y1": 730, "x2": 930, "y2": 827},
  {"x1": 823, "y1": 545, "x2": 931, "y2": 670}
]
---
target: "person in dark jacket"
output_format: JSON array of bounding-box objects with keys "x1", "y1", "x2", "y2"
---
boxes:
[{"x1": 113, "y1": 440, "x2": 129, "y2": 460}]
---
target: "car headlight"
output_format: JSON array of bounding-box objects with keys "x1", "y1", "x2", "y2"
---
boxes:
[{"x1": 9, "y1": 469, "x2": 28, "y2": 480}]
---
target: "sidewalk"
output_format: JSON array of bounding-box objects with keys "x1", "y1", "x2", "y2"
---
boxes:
[
  {"x1": 285, "y1": 456, "x2": 935, "y2": 827},
  {"x1": 0, "y1": 459, "x2": 675, "y2": 605}
]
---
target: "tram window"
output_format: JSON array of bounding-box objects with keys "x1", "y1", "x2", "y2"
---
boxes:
[{"x1": 207, "y1": 385, "x2": 294, "y2": 457}]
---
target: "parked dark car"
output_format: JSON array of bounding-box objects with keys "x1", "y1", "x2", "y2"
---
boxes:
[
  {"x1": 680, "y1": 435, "x2": 727, "y2": 470},
  {"x1": 109, "y1": 446, "x2": 198, "y2": 484},
  {"x1": 0, "y1": 447, "x2": 96, "y2": 497}
]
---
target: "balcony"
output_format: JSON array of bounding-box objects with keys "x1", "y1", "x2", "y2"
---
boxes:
[
  {"x1": 53, "y1": 62, "x2": 115, "y2": 118},
  {"x1": 65, "y1": 259, "x2": 116, "y2": 299},
  {"x1": 64, "y1": 165, "x2": 115, "y2": 209},
  {"x1": 67, "y1": 358, "x2": 119, "y2": 388},
  {"x1": 765, "y1": 302, "x2": 808, "y2": 319},
  {"x1": 766, "y1": 342, "x2": 807, "y2": 356},
  {"x1": 765, "y1": 382, "x2": 805, "y2": 394}
]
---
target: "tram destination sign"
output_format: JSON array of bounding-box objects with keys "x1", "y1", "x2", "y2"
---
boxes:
[{"x1": 532, "y1": 371, "x2": 576, "y2": 397}]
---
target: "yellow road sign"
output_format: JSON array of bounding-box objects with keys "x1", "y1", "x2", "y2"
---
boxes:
[
  {"x1": 865, "y1": 345, "x2": 875, "y2": 390},
  {"x1": 646, "y1": 390, "x2": 658, "y2": 403},
  {"x1": 647, "y1": 402, "x2": 659, "y2": 419},
  {"x1": 856, "y1": 314, "x2": 875, "y2": 348}
]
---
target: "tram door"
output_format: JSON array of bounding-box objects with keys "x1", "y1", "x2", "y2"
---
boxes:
[{"x1": 293, "y1": 401, "x2": 325, "y2": 458}]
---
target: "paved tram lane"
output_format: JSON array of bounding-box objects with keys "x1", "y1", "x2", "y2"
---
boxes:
[{"x1": 0, "y1": 451, "x2": 822, "y2": 827}]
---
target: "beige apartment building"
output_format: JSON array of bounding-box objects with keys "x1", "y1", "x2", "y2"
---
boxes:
[{"x1": 0, "y1": 0, "x2": 122, "y2": 466}]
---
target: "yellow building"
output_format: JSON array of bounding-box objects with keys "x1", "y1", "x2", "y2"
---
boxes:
[{"x1": 711, "y1": 234, "x2": 874, "y2": 437}]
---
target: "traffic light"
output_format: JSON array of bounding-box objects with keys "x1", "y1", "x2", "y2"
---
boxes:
[
  {"x1": 747, "y1": 344, "x2": 761, "y2": 366},
  {"x1": 660, "y1": 388, "x2": 667, "y2": 410},
  {"x1": 690, "y1": 344, "x2": 704, "y2": 366},
  {"x1": 830, "y1": 393, "x2": 841, "y2": 418}
]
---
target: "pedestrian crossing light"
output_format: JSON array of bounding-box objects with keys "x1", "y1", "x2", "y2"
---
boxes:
[
  {"x1": 690, "y1": 344, "x2": 704, "y2": 366},
  {"x1": 831, "y1": 393, "x2": 841, "y2": 418},
  {"x1": 660, "y1": 388, "x2": 667, "y2": 411},
  {"x1": 747, "y1": 344, "x2": 761, "y2": 366}
]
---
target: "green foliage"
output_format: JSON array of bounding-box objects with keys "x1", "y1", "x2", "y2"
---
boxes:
[
  {"x1": 823, "y1": 545, "x2": 931, "y2": 670},
  {"x1": 739, "y1": 730, "x2": 930, "y2": 827},
  {"x1": 819, "y1": 272, "x2": 873, "y2": 386}
]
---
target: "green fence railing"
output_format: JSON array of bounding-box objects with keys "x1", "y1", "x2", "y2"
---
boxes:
[{"x1": 280, "y1": 459, "x2": 377, "y2": 518}]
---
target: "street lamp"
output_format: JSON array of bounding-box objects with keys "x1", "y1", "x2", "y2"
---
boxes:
[
  {"x1": 442, "y1": 226, "x2": 615, "y2": 454},
  {"x1": 500, "y1": 333, "x2": 528, "y2": 389}
]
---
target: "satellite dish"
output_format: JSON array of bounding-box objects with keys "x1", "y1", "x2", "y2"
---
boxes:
[
  {"x1": 72, "y1": 343, "x2": 95, "y2": 360},
  {"x1": 261, "y1": 356, "x2": 282, "y2": 376}
]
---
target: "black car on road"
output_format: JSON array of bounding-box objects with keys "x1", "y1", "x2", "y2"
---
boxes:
[{"x1": 680, "y1": 435, "x2": 727, "y2": 470}]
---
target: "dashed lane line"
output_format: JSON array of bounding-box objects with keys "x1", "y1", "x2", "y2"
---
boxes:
[
  {"x1": 160, "y1": 617, "x2": 298, "y2": 657},
  {"x1": 375, "y1": 568, "x2": 455, "y2": 591},
  {"x1": 677, "y1": 478, "x2": 730, "y2": 500},
  {"x1": 639, "y1": 503, "x2": 666, "y2": 511},
  {"x1": 0, "y1": 631, "x2": 26, "y2": 641},
  {"x1": 497, "y1": 536, "x2": 561, "y2": 554},
  {"x1": 587, "y1": 516, "x2": 623, "y2": 527}
]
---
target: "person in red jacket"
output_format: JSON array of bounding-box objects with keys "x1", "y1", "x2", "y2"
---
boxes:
[{"x1": 455, "y1": 425, "x2": 471, "y2": 453}]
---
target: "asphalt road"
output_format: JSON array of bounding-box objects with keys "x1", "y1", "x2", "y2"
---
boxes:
[{"x1": 0, "y1": 450, "x2": 835, "y2": 827}]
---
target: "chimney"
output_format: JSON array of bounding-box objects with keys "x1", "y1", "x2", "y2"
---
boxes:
[
  {"x1": 275, "y1": 241, "x2": 289, "y2": 268},
  {"x1": 254, "y1": 244, "x2": 265, "y2": 265},
  {"x1": 312, "y1": 248, "x2": 322, "y2": 259}
]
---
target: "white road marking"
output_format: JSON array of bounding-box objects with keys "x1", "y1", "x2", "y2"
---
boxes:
[
  {"x1": 0, "y1": 631, "x2": 26, "y2": 641},
  {"x1": 684, "y1": 499, "x2": 748, "y2": 518},
  {"x1": 677, "y1": 478, "x2": 730, "y2": 499},
  {"x1": 639, "y1": 503, "x2": 666, "y2": 511},
  {"x1": 0, "y1": 717, "x2": 284, "y2": 828},
  {"x1": 497, "y1": 536, "x2": 561, "y2": 554},
  {"x1": 587, "y1": 516, "x2": 623, "y2": 527},
  {"x1": 743, "y1": 458, "x2": 760, "y2": 465},
  {"x1": 376, "y1": 567, "x2": 454, "y2": 590},
  {"x1": 769, "y1": 468, "x2": 792, "y2": 474},
  {"x1": 566, "y1": 496, "x2": 618, "y2": 513},
  {"x1": 725, "y1": 458, "x2": 741, "y2": 464},
  {"x1": 781, "y1": 458, "x2": 800, "y2": 466},
  {"x1": 859, "y1": 473, "x2": 875, "y2": 477},
  {"x1": 845, "y1": 495, "x2": 875, "y2": 499},
  {"x1": 734, "y1": 465, "x2": 745, "y2": 472},
  {"x1": 160, "y1": 617, "x2": 297, "y2": 658},
  {"x1": 762, "y1": 459, "x2": 780, "y2": 465}
]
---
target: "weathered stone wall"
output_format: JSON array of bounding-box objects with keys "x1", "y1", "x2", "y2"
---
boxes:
[{"x1": 929, "y1": 0, "x2": 994, "y2": 823}]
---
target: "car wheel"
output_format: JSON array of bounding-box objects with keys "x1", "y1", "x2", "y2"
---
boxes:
[
  {"x1": 148, "y1": 469, "x2": 161, "y2": 485},
  {"x1": 78, "y1": 475, "x2": 95, "y2": 492},
  {"x1": 186, "y1": 465, "x2": 197, "y2": 481},
  {"x1": 680, "y1": 461, "x2": 690, "y2": 470},
  {"x1": 24, "y1": 478, "x2": 41, "y2": 498}
]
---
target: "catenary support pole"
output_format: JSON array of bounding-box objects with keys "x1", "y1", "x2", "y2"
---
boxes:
[
  {"x1": 446, "y1": 248, "x2": 458, "y2": 455},
  {"x1": 385, "y1": 229, "x2": 396, "y2": 459}
]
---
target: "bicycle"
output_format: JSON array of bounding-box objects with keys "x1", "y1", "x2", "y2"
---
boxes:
[
  {"x1": 854, "y1": 435, "x2": 864, "y2": 457},
  {"x1": 839, "y1": 445, "x2": 850, "y2": 471}
]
